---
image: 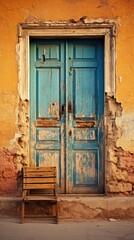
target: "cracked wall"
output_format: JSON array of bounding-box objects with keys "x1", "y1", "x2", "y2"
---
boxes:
[
  {"x1": 0, "y1": 99, "x2": 29, "y2": 196},
  {"x1": 0, "y1": 0, "x2": 134, "y2": 196},
  {"x1": 12, "y1": 99, "x2": 29, "y2": 169},
  {"x1": 105, "y1": 95, "x2": 134, "y2": 195}
]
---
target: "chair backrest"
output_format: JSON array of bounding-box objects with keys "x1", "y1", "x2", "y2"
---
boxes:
[{"x1": 23, "y1": 166, "x2": 57, "y2": 190}]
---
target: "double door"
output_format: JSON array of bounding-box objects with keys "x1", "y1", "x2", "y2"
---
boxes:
[{"x1": 30, "y1": 39, "x2": 104, "y2": 193}]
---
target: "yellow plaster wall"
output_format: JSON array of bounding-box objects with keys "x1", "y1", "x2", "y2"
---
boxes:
[{"x1": 0, "y1": 0, "x2": 134, "y2": 150}]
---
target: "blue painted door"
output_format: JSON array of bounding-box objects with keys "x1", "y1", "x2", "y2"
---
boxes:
[{"x1": 30, "y1": 39, "x2": 104, "y2": 194}]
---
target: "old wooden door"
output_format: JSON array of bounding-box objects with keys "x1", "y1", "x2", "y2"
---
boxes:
[{"x1": 30, "y1": 39, "x2": 104, "y2": 194}]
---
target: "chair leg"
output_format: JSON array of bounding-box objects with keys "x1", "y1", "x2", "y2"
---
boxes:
[
  {"x1": 56, "y1": 201, "x2": 58, "y2": 224},
  {"x1": 21, "y1": 199, "x2": 25, "y2": 224}
]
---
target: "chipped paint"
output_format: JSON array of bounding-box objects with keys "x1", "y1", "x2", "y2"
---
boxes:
[
  {"x1": 76, "y1": 122, "x2": 96, "y2": 128},
  {"x1": 36, "y1": 119, "x2": 59, "y2": 127},
  {"x1": 39, "y1": 151, "x2": 58, "y2": 166},
  {"x1": 30, "y1": 38, "x2": 104, "y2": 194},
  {"x1": 37, "y1": 128, "x2": 59, "y2": 141},
  {"x1": 75, "y1": 151, "x2": 96, "y2": 184},
  {"x1": 48, "y1": 102, "x2": 59, "y2": 118},
  {"x1": 75, "y1": 128, "x2": 96, "y2": 141},
  {"x1": 38, "y1": 151, "x2": 59, "y2": 185}
]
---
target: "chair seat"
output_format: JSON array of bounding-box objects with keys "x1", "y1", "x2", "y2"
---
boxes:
[{"x1": 25, "y1": 195, "x2": 57, "y2": 201}]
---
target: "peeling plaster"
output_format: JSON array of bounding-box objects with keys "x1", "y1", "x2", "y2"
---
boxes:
[
  {"x1": 105, "y1": 94, "x2": 134, "y2": 195},
  {"x1": 116, "y1": 111, "x2": 134, "y2": 152},
  {"x1": 10, "y1": 132, "x2": 22, "y2": 148},
  {"x1": 9, "y1": 99, "x2": 30, "y2": 172}
]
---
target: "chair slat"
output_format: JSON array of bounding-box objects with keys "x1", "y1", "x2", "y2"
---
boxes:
[
  {"x1": 25, "y1": 195, "x2": 57, "y2": 201},
  {"x1": 24, "y1": 172, "x2": 56, "y2": 177},
  {"x1": 23, "y1": 183, "x2": 55, "y2": 189},
  {"x1": 23, "y1": 177, "x2": 56, "y2": 184},
  {"x1": 24, "y1": 166, "x2": 56, "y2": 172}
]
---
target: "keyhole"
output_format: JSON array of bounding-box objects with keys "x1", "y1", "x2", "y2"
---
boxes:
[
  {"x1": 42, "y1": 54, "x2": 45, "y2": 62},
  {"x1": 69, "y1": 129, "x2": 72, "y2": 136}
]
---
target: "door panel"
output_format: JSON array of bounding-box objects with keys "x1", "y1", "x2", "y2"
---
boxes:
[
  {"x1": 73, "y1": 150, "x2": 98, "y2": 184},
  {"x1": 30, "y1": 39, "x2": 104, "y2": 194},
  {"x1": 74, "y1": 69, "x2": 96, "y2": 118},
  {"x1": 68, "y1": 40, "x2": 104, "y2": 193},
  {"x1": 37, "y1": 68, "x2": 60, "y2": 118},
  {"x1": 30, "y1": 41, "x2": 65, "y2": 193}
]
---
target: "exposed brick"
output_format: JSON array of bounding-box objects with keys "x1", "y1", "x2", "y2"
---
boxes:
[
  {"x1": 107, "y1": 182, "x2": 132, "y2": 193},
  {"x1": 128, "y1": 175, "x2": 134, "y2": 184},
  {"x1": 0, "y1": 149, "x2": 19, "y2": 196},
  {"x1": 118, "y1": 156, "x2": 134, "y2": 173}
]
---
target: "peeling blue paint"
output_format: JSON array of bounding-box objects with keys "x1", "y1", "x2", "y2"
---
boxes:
[{"x1": 30, "y1": 39, "x2": 104, "y2": 194}]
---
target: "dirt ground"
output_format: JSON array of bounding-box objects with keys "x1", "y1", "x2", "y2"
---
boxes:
[{"x1": 0, "y1": 217, "x2": 134, "y2": 240}]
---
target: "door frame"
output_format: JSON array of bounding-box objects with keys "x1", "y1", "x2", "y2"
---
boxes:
[
  {"x1": 18, "y1": 22, "x2": 116, "y2": 100},
  {"x1": 17, "y1": 21, "x2": 116, "y2": 193}
]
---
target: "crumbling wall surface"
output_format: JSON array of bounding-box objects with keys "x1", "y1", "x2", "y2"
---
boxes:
[
  {"x1": 0, "y1": 90, "x2": 20, "y2": 196},
  {"x1": 59, "y1": 197, "x2": 134, "y2": 219},
  {"x1": 0, "y1": 149, "x2": 18, "y2": 196},
  {"x1": 0, "y1": 99, "x2": 29, "y2": 196},
  {"x1": 105, "y1": 95, "x2": 134, "y2": 195},
  {"x1": 12, "y1": 99, "x2": 29, "y2": 169}
]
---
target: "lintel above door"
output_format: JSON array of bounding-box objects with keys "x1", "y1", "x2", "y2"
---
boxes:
[{"x1": 18, "y1": 21, "x2": 116, "y2": 101}]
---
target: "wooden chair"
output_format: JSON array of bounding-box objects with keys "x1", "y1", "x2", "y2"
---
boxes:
[{"x1": 21, "y1": 166, "x2": 58, "y2": 223}]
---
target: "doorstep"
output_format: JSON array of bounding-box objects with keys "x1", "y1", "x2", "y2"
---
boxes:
[{"x1": 0, "y1": 196, "x2": 134, "y2": 219}]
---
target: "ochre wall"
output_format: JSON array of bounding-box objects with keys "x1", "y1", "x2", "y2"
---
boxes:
[{"x1": 0, "y1": 0, "x2": 134, "y2": 196}]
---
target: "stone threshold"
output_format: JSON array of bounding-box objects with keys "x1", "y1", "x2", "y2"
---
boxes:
[{"x1": 0, "y1": 196, "x2": 134, "y2": 219}]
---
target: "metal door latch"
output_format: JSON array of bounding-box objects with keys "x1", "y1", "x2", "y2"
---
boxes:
[{"x1": 68, "y1": 129, "x2": 72, "y2": 136}]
